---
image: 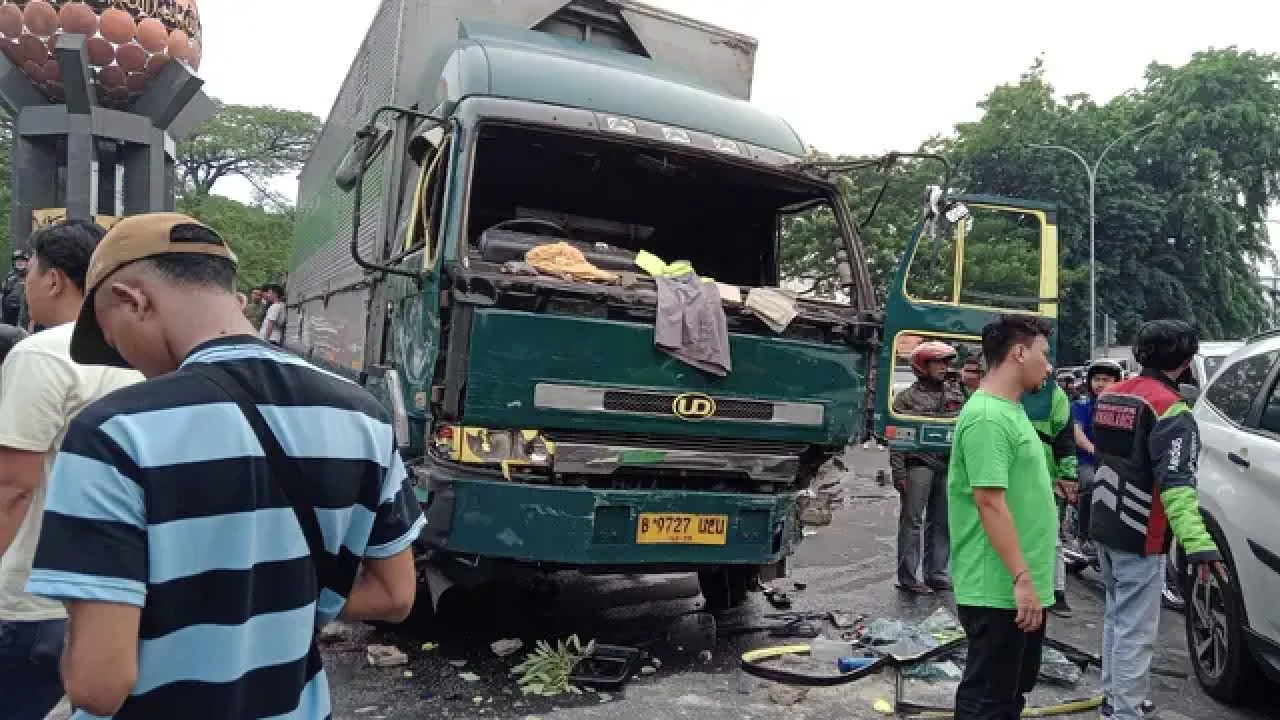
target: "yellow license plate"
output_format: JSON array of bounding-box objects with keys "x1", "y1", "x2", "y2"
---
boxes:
[{"x1": 636, "y1": 513, "x2": 729, "y2": 545}]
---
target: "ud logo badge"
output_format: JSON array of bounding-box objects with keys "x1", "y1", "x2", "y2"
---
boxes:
[{"x1": 672, "y1": 393, "x2": 716, "y2": 420}]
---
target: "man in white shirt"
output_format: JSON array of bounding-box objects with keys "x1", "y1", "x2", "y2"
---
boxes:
[
  {"x1": 258, "y1": 283, "x2": 286, "y2": 345},
  {"x1": 0, "y1": 220, "x2": 142, "y2": 719}
]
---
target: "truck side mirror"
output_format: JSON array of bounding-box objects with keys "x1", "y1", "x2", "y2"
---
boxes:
[
  {"x1": 336, "y1": 126, "x2": 388, "y2": 193},
  {"x1": 335, "y1": 133, "x2": 375, "y2": 193}
]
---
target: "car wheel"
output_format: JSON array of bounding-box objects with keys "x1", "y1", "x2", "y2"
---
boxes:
[{"x1": 1185, "y1": 556, "x2": 1261, "y2": 703}]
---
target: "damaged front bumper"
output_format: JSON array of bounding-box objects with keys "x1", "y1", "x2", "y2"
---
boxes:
[
  {"x1": 414, "y1": 453, "x2": 800, "y2": 567},
  {"x1": 551, "y1": 438, "x2": 800, "y2": 485}
]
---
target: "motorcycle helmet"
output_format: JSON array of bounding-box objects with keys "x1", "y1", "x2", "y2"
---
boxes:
[
  {"x1": 1085, "y1": 358, "x2": 1125, "y2": 382},
  {"x1": 910, "y1": 341, "x2": 958, "y2": 378}
]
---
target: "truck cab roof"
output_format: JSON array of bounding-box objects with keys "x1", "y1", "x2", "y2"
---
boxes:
[{"x1": 444, "y1": 22, "x2": 806, "y2": 156}]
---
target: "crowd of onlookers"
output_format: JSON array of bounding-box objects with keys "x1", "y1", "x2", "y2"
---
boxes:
[
  {"x1": 4, "y1": 247, "x2": 289, "y2": 349},
  {"x1": 890, "y1": 317, "x2": 1221, "y2": 720},
  {"x1": 0, "y1": 215, "x2": 422, "y2": 720}
]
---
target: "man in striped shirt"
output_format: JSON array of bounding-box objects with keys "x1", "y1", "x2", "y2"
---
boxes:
[{"x1": 26, "y1": 213, "x2": 425, "y2": 718}]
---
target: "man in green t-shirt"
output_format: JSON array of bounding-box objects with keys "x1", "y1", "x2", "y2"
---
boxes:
[{"x1": 948, "y1": 315, "x2": 1058, "y2": 719}]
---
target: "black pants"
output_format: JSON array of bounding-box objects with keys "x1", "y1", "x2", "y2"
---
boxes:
[{"x1": 955, "y1": 605, "x2": 1046, "y2": 720}]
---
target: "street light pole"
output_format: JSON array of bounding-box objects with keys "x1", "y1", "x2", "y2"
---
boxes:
[{"x1": 1031, "y1": 119, "x2": 1161, "y2": 359}]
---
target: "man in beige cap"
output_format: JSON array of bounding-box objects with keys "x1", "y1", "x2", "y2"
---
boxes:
[
  {"x1": 0, "y1": 220, "x2": 141, "y2": 720},
  {"x1": 25, "y1": 213, "x2": 425, "y2": 718}
]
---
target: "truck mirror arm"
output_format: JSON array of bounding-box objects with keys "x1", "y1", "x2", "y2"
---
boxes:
[{"x1": 341, "y1": 105, "x2": 445, "y2": 280}]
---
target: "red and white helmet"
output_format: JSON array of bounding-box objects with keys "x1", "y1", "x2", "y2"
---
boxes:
[{"x1": 910, "y1": 341, "x2": 958, "y2": 377}]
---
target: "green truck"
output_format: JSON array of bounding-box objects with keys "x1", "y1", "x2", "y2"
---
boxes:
[{"x1": 286, "y1": 0, "x2": 1060, "y2": 613}]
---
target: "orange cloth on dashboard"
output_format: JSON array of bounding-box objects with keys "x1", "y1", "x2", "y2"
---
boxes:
[{"x1": 525, "y1": 242, "x2": 618, "y2": 283}]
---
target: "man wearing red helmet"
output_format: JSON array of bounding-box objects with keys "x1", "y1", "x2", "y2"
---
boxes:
[{"x1": 890, "y1": 340, "x2": 966, "y2": 594}]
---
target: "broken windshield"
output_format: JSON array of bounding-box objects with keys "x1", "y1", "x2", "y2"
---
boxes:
[{"x1": 460, "y1": 122, "x2": 860, "y2": 296}]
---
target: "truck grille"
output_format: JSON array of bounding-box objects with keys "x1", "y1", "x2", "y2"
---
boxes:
[
  {"x1": 601, "y1": 390, "x2": 774, "y2": 420},
  {"x1": 533, "y1": 383, "x2": 824, "y2": 427},
  {"x1": 548, "y1": 430, "x2": 805, "y2": 456}
]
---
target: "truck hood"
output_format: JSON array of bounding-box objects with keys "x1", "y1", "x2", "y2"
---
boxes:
[{"x1": 456, "y1": 288, "x2": 869, "y2": 447}]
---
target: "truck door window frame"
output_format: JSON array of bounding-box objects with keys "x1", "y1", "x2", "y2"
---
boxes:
[
  {"x1": 401, "y1": 134, "x2": 453, "y2": 270},
  {"x1": 901, "y1": 205, "x2": 1059, "y2": 320}
]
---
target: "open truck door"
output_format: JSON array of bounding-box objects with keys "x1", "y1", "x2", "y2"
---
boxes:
[{"x1": 876, "y1": 193, "x2": 1059, "y2": 451}]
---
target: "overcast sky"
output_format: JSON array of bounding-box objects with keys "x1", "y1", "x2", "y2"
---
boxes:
[{"x1": 194, "y1": 0, "x2": 1280, "y2": 264}]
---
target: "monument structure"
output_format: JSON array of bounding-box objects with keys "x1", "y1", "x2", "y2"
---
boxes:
[{"x1": 0, "y1": 0, "x2": 216, "y2": 247}]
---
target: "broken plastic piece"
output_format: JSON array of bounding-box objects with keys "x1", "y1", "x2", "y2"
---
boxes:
[
  {"x1": 365, "y1": 644, "x2": 408, "y2": 667},
  {"x1": 569, "y1": 644, "x2": 642, "y2": 690}
]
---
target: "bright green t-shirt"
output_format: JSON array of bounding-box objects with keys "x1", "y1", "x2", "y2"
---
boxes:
[{"x1": 947, "y1": 390, "x2": 1058, "y2": 608}]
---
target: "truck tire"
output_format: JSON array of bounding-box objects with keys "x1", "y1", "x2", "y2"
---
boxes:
[{"x1": 698, "y1": 567, "x2": 756, "y2": 612}]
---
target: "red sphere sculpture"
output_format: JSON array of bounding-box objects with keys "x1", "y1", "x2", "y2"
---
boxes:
[{"x1": 0, "y1": 1, "x2": 202, "y2": 110}]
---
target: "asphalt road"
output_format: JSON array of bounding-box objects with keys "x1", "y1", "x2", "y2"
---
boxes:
[{"x1": 321, "y1": 448, "x2": 1271, "y2": 720}]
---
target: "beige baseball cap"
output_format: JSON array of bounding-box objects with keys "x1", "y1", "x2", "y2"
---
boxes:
[{"x1": 71, "y1": 212, "x2": 238, "y2": 367}]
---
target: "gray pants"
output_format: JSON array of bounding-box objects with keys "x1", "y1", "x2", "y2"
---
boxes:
[
  {"x1": 1098, "y1": 544, "x2": 1164, "y2": 720},
  {"x1": 897, "y1": 465, "x2": 950, "y2": 586}
]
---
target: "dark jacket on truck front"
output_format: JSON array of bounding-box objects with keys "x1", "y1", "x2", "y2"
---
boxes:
[{"x1": 1089, "y1": 369, "x2": 1221, "y2": 562}]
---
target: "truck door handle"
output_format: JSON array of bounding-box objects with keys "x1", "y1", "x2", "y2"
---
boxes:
[{"x1": 1228, "y1": 451, "x2": 1250, "y2": 468}]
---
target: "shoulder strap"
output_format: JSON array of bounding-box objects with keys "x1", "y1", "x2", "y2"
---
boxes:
[{"x1": 187, "y1": 362, "x2": 353, "y2": 598}]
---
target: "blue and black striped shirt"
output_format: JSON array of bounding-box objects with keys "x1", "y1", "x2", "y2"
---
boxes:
[{"x1": 27, "y1": 336, "x2": 426, "y2": 719}]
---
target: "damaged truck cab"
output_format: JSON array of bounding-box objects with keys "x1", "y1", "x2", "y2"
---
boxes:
[{"x1": 288, "y1": 1, "x2": 878, "y2": 610}]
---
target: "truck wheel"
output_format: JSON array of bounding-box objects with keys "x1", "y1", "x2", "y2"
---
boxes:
[
  {"x1": 698, "y1": 567, "x2": 756, "y2": 612},
  {"x1": 1185, "y1": 547, "x2": 1260, "y2": 703}
]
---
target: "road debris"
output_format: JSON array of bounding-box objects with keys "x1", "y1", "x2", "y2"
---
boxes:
[
  {"x1": 511, "y1": 635, "x2": 595, "y2": 697},
  {"x1": 768, "y1": 684, "x2": 809, "y2": 706},
  {"x1": 761, "y1": 583, "x2": 795, "y2": 609},
  {"x1": 901, "y1": 659, "x2": 963, "y2": 680},
  {"x1": 798, "y1": 489, "x2": 835, "y2": 526},
  {"x1": 829, "y1": 611, "x2": 861, "y2": 630},
  {"x1": 491, "y1": 638, "x2": 524, "y2": 657},
  {"x1": 365, "y1": 644, "x2": 409, "y2": 668},
  {"x1": 318, "y1": 622, "x2": 349, "y2": 645}
]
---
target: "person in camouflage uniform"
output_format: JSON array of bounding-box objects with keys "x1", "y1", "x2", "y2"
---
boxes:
[
  {"x1": 243, "y1": 286, "x2": 266, "y2": 329},
  {"x1": 890, "y1": 341, "x2": 967, "y2": 594}
]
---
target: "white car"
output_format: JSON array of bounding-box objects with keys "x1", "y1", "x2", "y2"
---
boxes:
[
  {"x1": 1162, "y1": 341, "x2": 1245, "y2": 611},
  {"x1": 1195, "y1": 340, "x2": 1244, "y2": 386},
  {"x1": 1182, "y1": 334, "x2": 1280, "y2": 701}
]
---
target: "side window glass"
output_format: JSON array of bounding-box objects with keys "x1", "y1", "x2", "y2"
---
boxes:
[
  {"x1": 903, "y1": 206, "x2": 1044, "y2": 313},
  {"x1": 902, "y1": 229, "x2": 956, "y2": 304},
  {"x1": 778, "y1": 202, "x2": 844, "y2": 301},
  {"x1": 404, "y1": 136, "x2": 452, "y2": 263},
  {"x1": 1205, "y1": 351, "x2": 1280, "y2": 426}
]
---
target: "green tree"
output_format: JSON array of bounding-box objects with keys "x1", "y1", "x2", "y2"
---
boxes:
[
  {"x1": 178, "y1": 194, "x2": 293, "y2": 292},
  {"x1": 175, "y1": 102, "x2": 321, "y2": 201},
  {"x1": 930, "y1": 51, "x2": 1278, "y2": 362}
]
